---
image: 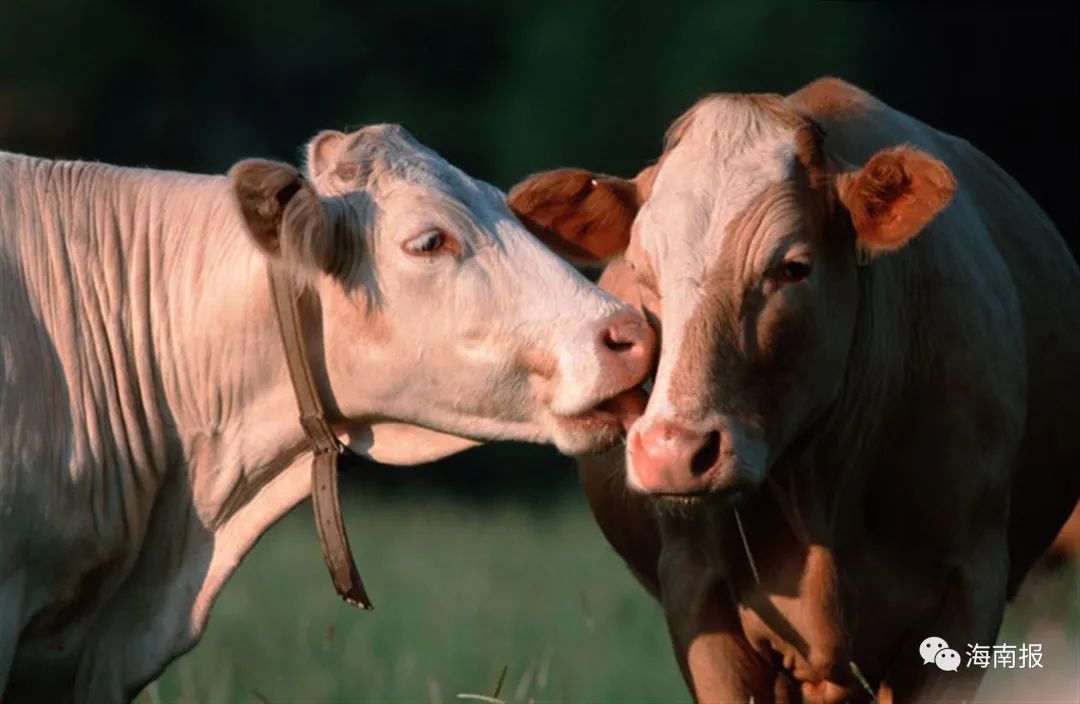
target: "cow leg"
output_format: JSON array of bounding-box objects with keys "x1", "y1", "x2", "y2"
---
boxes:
[
  {"x1": 75, "y1": 557, "x2": 211, "y2": 703},
  {"x1": 881, "y1": 534, "x2": 1008, "y2": 701},
  {"x1": 658, "y1": 533, "x2": 778, "y2": 702},
  {"x1": 0, "y1": 571, "x2": 27, "y2": 696},
  {"x1": 73, "y1": 483, "x2": 214, "y2": 704},
  {"x1": 76, "y1": 457, "x2": 310, "y2": 702}
]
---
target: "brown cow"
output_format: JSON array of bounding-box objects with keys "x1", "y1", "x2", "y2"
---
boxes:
[{"x1": 509, "y1": 78, "x2": 1080, "y2": 702}]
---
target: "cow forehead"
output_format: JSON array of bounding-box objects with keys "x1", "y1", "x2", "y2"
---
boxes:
[
  {"x1": 631, "y1": 97, "x2": 812, "y2": 420},
  {"x1": 340, "y1": 129, "x2": 592, "y2": 294},
  {"x1": 342, "y1": 125, "x2": 507, "y2": 240},
  {"x1": 346, "y1": 125, "x2": 471, "y2": 196},
  {"x1": 636, "y1": 96, "x2": 802, "y2": 275}
]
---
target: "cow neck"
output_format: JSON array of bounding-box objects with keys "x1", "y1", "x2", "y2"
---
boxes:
[
  {"x1": 265, "y1": 265, "x2": 374, "y2": 610},
  {"x1": 729, "y1": 477, "x2": 812, "y2": 588}
]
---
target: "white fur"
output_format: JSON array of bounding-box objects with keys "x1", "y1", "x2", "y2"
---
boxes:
[{"x1": 633, "y1": 98, "x2": 797, "y2": 438}]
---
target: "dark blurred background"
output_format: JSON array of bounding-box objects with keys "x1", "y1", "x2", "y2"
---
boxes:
[
  {"x1": 2, "y1": 0, "x2": 1077, "y2": 500},
  {"x1": 4, "y1": 4, "x2": 1077, "y2": 700}
]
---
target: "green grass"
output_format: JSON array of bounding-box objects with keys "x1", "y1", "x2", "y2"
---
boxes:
[
  {"x1": 140, "y1": 478, "x2": 1078, "y2": 704},
  {"x1": 143, "y1": 487, "x2": 688, "y2": 704}
]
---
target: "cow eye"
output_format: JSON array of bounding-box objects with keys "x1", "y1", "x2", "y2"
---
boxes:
[
  {"x1": 776, "y1": 258, "x2": 812, "y2": 283},
  {"x1": 403, "y1": 229, "x2": 450, "y2": 257}
]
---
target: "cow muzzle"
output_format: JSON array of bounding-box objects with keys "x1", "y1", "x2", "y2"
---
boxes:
[
  {"x1": 625, "y1": 416, "x2": 766, "y2": 497},
  {"x1": 590, "y1": 308, "x2": 656, "y2": 397},
  {"x1": 547, "y1": 308, "x2": 656, "y2": 454}
]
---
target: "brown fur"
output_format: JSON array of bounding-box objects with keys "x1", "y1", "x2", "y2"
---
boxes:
[
  {"x1": 790, "y1": 76, "x2": 875, "y2": 119},
  {"x1": 508, "y1": 169, "x2": 641, "y2": 265},
  {"x1": 837, "y1": 147, "x2": 956, "y2": 253},
  {"x1": 510, "y1": 76, "x2": 1079, "y2": 703}
]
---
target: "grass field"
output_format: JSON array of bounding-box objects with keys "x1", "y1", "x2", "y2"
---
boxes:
[
  {"x1": 142, "y1": 477, "x2": 689, "y2": 704},
  {"x1": 139, "y1": 454, "x2": 1078, "y2": 704}
]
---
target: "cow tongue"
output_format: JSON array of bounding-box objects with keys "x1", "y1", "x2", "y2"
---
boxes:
[{"x1": 598, "y1": 386, "x2": 649, "y2": 431}]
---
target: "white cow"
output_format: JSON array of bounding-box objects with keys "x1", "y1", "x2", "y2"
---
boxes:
[{"x1": 0, "y1": 124, "x2": 653, "y2": 702}]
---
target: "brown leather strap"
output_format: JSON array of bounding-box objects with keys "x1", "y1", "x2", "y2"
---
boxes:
[{"x1": 267, "y1": 266, "x2": 374, "y2": 610}]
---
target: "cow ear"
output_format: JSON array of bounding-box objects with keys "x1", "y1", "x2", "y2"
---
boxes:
[
  {"x1": 306, "y1": 130, "x2": 356, "y2": 180},
  {"x1": 508, "y1": 167, "x2": 649, "y2": 266},
  {"x1": 835, "y1": 146, "x2": 956, "y2": 255},
  {"x1": 229, "y1": 159, "x2": 354, "y2": 279}
]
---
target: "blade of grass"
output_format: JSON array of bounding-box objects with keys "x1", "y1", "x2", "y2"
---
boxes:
[{"x1": 492, "y1": 664, "x2": 508, "y2": 698}]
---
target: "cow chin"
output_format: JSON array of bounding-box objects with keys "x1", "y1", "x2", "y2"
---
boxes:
[
  {"x1": 647, "y1": 466, "x2": 761, "y2": 515},
  {"x1": 550, "y1": 418, "x2": 625, "y2": 455},
  {"x1": 627, "y1": 447, "x2": 767, "y2": 510},
  {"x1": 547, "y1": 406, "x2": 633, "y2": 455},
  {"x1": 651, "y1": 489, "x2": 742, "y2": 517}
]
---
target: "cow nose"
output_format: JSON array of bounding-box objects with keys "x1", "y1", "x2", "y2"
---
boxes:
[
  {"x1": 595, "y1": 308, "x2": 656, "y2": 389},
  {"x1": 627, "y1": 421, "x2": 721, "y2": 494}
]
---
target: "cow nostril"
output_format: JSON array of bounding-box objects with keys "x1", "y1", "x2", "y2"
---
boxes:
[
  {"x1": 690, "y1": 431, "x2": 722, "y2": 476},
  {"x1": 603, "y1": 327, "x2": 636, "y2": 353}
]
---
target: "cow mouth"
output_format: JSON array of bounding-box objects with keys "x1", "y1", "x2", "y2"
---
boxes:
[
  {"x1": 651, "y1": 488, "x2": 745, "y2": 515},
  {"x1": 553, "y1": 385, "x2": 649, "y2": 453},
  {"x1": 589, "y1": 385, "x2": 649, "y2": 431}
]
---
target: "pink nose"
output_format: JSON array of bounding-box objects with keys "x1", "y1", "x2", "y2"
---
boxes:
[
  {"x1": 594, "y1": 309, "x2": 656, "y2": 390},
  {"x1": 627, "y1": 420, "x2": 723, "y2": 494}
]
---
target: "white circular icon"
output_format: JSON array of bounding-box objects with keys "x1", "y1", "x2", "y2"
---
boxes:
[{"x1": 935, "y1": 648, "x2": 961, "y2": 672}]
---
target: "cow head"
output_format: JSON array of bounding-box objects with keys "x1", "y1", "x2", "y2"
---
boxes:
[
  {"x1": 229, "y1": 124, "x2": 654, "y2": 463},
  {"x1": 509, "y1": 94, "x2": 954, "y2": 499}
]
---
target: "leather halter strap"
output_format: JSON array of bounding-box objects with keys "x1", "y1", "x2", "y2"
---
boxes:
[{"x1": 266, "y1": 265, "x2": 374, "y2": 610}]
